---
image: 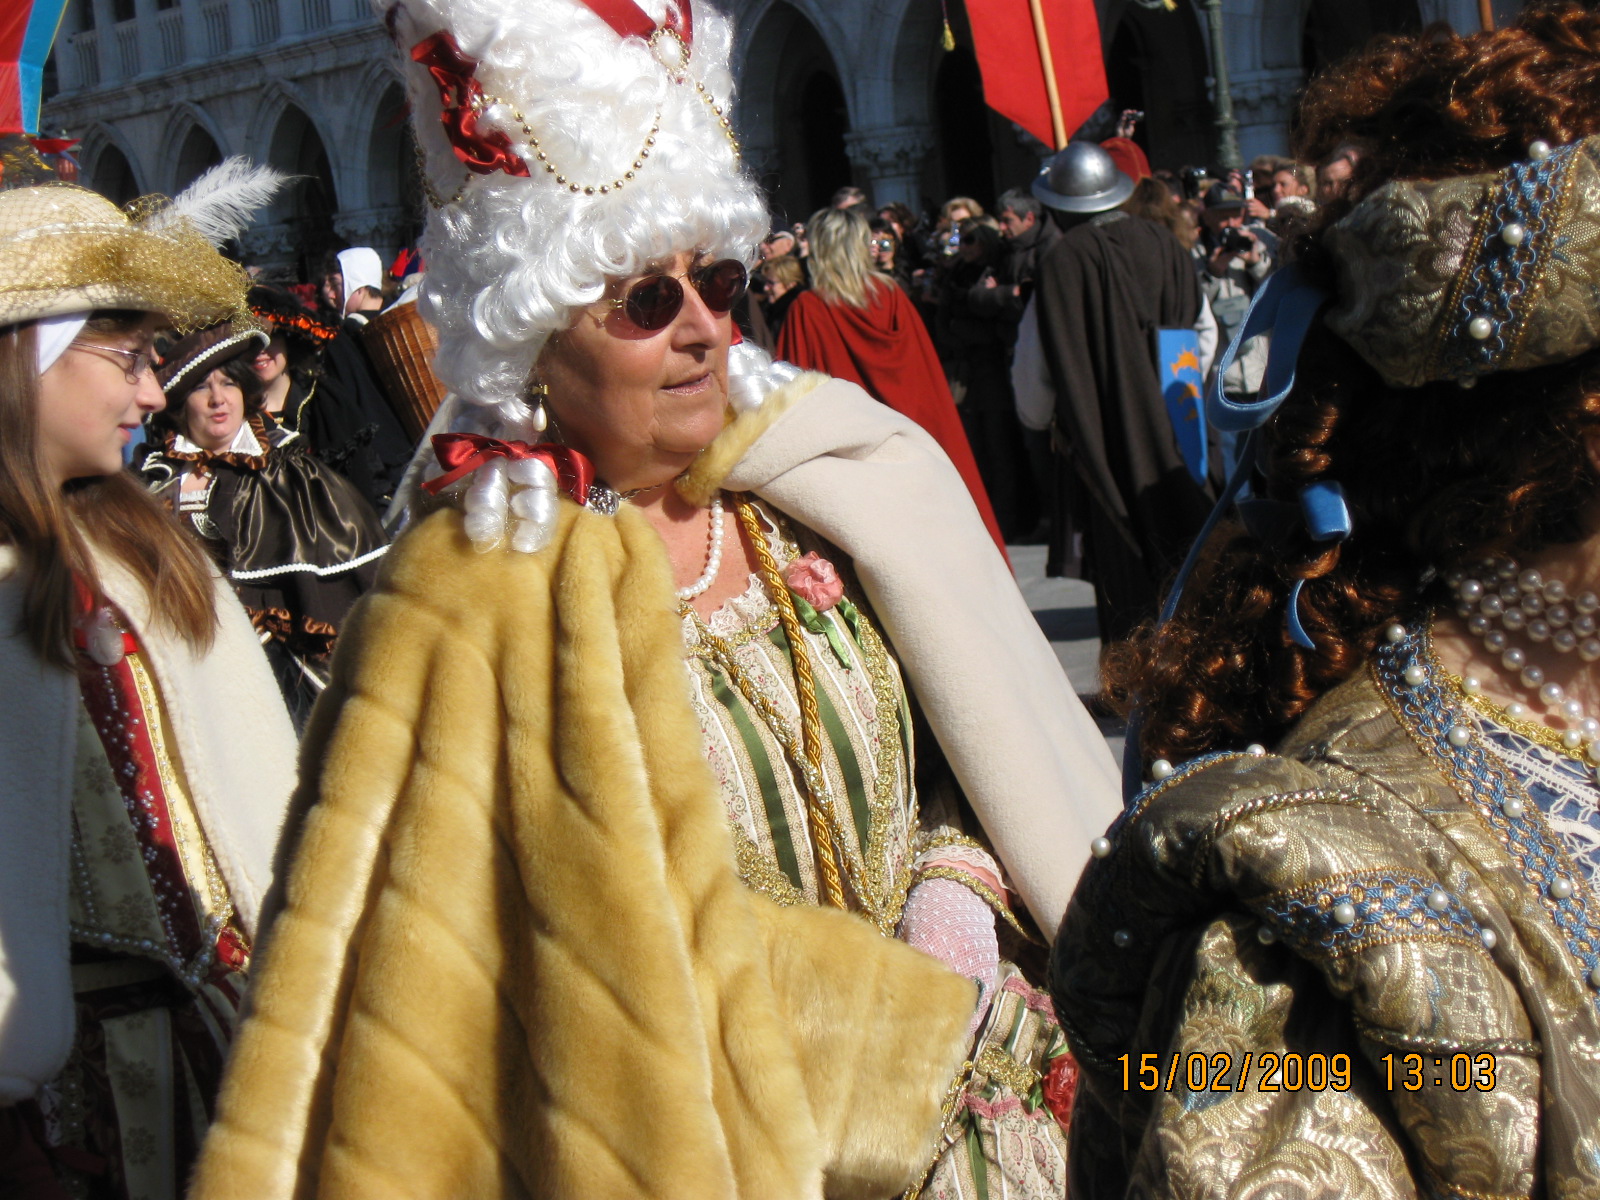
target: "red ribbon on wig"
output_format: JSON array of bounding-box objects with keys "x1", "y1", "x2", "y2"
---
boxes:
[
  {"x1": 423, "y1": 434, "x2": 596, "y2": 505},
  {"x1": 411, "y1": 32, "x2": 530, "y2": 178},
  {"x1": 579, "y1": 0, "x2": 692, "y2": 46}
]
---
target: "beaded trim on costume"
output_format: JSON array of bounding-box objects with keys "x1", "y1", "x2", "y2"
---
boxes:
[
  {"x1": 1252, "y1": 868, "x2": 1486, "y2": 959},
  {"x1": 1376, "y1": 625, "x2": 1600, "y2": 1011},
  {"x1": 1435, "y1": 139, "x2": 1585, "y2": 384}
]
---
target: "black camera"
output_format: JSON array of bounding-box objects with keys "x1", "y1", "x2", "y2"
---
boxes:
[
  {"x1": 1220, "y1": 227, "x2": 1254, "y2": 256},
  {"x1": 1180, "y1": 166, "x2": 1209, "y2": 201}
]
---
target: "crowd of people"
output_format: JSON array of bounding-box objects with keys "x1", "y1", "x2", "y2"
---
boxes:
[
  {"x1": 4, "y1": 1, "x2": 1600, "y2": 1198},
  {"x1": 744, "y1": 133, "x2": 1367, "y2": 643}
]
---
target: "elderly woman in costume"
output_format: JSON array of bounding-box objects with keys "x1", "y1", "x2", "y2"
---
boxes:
[
  {"x1": 0, "y1": 169, "x2": 297, "y2": 1197},
  {"x1": 190, "y1": 2, "x2": 1119, "y2": 1198},
  {"x1": 1052, "y1": 8, "x2": 1600, "y2": 1196},
  {"x1": 138, "y1": 324, "x2": 388, "y2": 727}
]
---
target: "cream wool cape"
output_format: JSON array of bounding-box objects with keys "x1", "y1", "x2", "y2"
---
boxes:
[
  {"x1": 0, "y1": 542, "x2": 299, "y2": 1103},
  {"x1": 193, "y1": 374, "x2": 1117, "y2": 1200}
]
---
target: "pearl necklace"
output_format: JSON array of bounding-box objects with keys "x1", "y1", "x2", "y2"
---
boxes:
[
  {"x1": 1450, "y1": 558, "x2": 1600, "y2": 769},
  {"x1": 675, "y1": 491, "x2": 725, "y2": 601}
]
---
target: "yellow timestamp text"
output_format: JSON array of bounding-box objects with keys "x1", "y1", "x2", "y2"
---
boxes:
[
  {"x1": 1380, "y1": 1052, "x2": 1498, "y2": 1091},
  {"x1": 1117, "y1": 1051, "x2": 1352, "y2": 1092}
]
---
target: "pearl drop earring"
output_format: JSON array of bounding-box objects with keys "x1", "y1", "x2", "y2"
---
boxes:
[{"x1": 529, "y1": 382, "x2": 549, "y2": 434}]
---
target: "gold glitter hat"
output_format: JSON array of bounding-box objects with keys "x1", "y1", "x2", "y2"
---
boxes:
[{"x1": 0, "y1": 162, "x2": 282, "y2": 334}]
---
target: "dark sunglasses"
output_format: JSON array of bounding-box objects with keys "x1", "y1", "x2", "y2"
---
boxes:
[{"x1": 609, "y1": 259, "x2": 748, "y2": 331}]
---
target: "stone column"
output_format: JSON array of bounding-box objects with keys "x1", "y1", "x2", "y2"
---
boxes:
[
  {"x1": 843, "y1": 124, "x2": 935, "y2": 211},
  {"x1": 132, "y1": 0, "x2": 160, "y2": 77},
  {"x1": 89, "y1": 0, "x2": 115, "y2": 88}
]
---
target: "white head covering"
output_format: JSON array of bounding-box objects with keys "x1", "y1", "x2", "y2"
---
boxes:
[
  {"x1": 336, "y1": 247, "x2": 384, "y2": 301},
  {"x1": 381, "y1": 0, "x2": 799, "y2": 548},
  {"x1": 35, "y1": 313, "x2": 89, "y2": 374}
]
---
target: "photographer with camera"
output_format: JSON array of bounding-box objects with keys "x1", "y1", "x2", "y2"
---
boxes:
[{"x1": 1197, "y1": 185, "x2": 1272, "y2": 475}]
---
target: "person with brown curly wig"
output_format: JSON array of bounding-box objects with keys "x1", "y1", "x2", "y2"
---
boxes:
[{"x1": 1051, "y1": 6, "x2": 1600, "y2": 1195}]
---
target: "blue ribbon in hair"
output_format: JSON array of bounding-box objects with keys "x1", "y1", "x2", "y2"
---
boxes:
[{"x1": 1120, "y1": 265, "x2": 1332, "y2": 802}]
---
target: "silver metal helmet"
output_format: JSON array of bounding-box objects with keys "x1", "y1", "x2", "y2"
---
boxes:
[{"x1": 1031, "y1": 141, "x2": 1135, "y2": 214}]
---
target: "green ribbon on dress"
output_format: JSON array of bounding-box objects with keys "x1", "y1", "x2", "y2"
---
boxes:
[{"x1": 788, "y1": 592, "x2": 860, "y2": 670}]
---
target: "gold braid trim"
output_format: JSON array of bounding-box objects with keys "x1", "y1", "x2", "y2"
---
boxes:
[
  {"x1": 1450, "y1": 673, "x2": 1586, "y2": 761},
  {"x1": 735, "y1": 495, "x2": 846, "y2": 909},
  {"x1": 916, "y1": 831, "x2": 988, "y2": 857},
  {"x1": 1352, "y1": 1015, "x2": 1541, "y2": 1058},
  {"x1": 913, "y1": 865, "x2": 1033, "y2": 942}
]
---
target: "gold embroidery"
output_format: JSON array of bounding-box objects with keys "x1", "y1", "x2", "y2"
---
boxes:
[
  {"x1": 975, "y1": 1042, "x2": 1042, "y2": 1098},
  {"x1": 731, "y1": 826, "x2": 807, "y2": 908}
]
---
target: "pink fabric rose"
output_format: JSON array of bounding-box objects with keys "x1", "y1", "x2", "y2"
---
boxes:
[
  {"x1": 1041, "y1": 1051, "x2": 1080, "y2": 1129},
  {"x1": 782, "y1": 551, "x2": 844, "y2": 611}
]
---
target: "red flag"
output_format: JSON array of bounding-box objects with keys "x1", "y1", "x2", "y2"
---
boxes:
[{"x1": 967, "y1": 0, "x2": 1108, "y2": 150}]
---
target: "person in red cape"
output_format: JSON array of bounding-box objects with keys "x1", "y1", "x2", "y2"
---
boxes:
[{"x1": 775, "y1": 205, "x2": 1007, "y2": 559}]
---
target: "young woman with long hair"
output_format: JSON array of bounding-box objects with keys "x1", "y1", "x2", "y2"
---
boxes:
[
  {"x1": 1052, "y1": 7, "x2": 1600, "y2": 1195},
  {"x1": 0, "y1": 179, "x2": 297, "y2": 1199}
]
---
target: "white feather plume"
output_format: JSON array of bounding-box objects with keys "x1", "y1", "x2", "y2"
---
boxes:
[{"x1": 140, "y1": 157, "x2": 288, "y2": 248}]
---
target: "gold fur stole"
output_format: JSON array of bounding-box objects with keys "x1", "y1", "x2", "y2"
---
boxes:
[{"x1": 191, "y1": 488, "x2": 973, "y2": 1199}]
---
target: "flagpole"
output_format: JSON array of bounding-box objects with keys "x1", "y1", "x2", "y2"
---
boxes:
[{"x1": 1028, "y1": 0, "x2": 1069, "y2": 149}]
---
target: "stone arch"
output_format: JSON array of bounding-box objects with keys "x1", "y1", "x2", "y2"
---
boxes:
[
  {"x1": 736, "y1": 0, "x2": 853, "y2": 222},
  {"x1": 362, "y1": 77, "x2": 425, "y2": 249},
  {"x1": 932, "y1": 42, "x2": 994, "y2": 205},
  {"x1": 243, "y1": 79, "x2": 326, "y2": 168},
  {"x1": 81, "y1": 126, "x2": 143, "y2": 203},
  {"x1": 172, "y1": 125, "x2": 222, "y2": 193},
  {"x1": 158, "y1": 103, "x2": 229, "y2": 193},
  {"x1": 915, "y1": 0, "x2": 1058, "y2": 213},
  {"x1": 1100, "y1": 0, "x2": 1212, "y2": 169},
  {"x1": 884, "y1": 0, "x2": 940, "y2": 129},
  {"x1": 345, "y1": 60, "x2": 407, "y2": 208},
  {"x1": 264, "y1": 101, "x2": 341, "y2": 281}
]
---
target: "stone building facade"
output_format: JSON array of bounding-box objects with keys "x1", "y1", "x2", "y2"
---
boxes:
[{"x1": 42, "y1": 0, "x2": 1517, "y2": 279}]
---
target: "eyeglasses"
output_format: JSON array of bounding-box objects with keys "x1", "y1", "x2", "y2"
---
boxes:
[
  {"x1": 607, "y1": 259, "x2": 748, "y2": 332},
  {"x1": 68, "y1": 340, "x2": 155, "y2": 383}
]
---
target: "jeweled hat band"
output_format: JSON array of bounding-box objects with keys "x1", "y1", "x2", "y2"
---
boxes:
[{"x1": 1324, "y1": 134, "x2": 1600, "y2": 389}]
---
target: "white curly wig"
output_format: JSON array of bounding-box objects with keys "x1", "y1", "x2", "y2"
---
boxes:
[
  {"x1": 382, "y1": 0, "x2": 775, "y2": 439},
  {"x1": 378, "y1": 0, "x2": 802, "y2": 547}
]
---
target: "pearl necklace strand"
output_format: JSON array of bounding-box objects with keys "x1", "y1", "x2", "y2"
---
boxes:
[
  {"x1": 1450, "y1": 558, "x2": 1600, "y2": 770},
  {"x1": 675, "y1": 491, "x2": 725, "y2": 601}
]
